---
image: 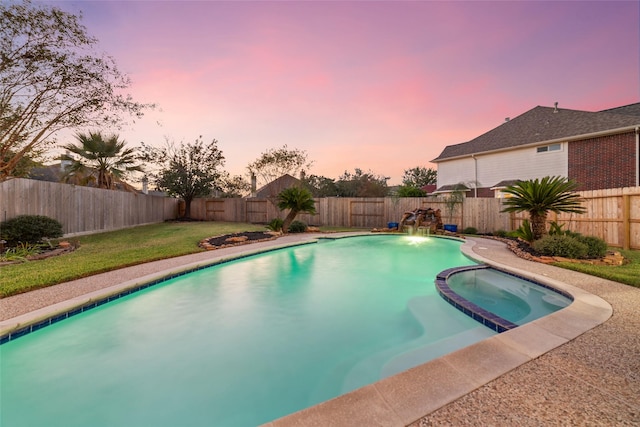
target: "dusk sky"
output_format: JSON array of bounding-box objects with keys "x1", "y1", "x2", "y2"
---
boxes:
[{"x1": 49, "y1": 0, "x2": 639, "y2": 185}]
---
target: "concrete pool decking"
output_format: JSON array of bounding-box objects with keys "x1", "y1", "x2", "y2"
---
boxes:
[{"x1": 1, "y1": 234, "x2": 638, "y2": 425}]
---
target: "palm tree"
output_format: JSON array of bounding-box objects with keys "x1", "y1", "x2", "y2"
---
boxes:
[
  {"x1": 277, "y1": 186, "x2": 317, "y2": 233},
  {"x1": 61, "y1": 132, "x2": 142, "y2": 190},
  {"x1": 500, "y1": 176, "x2": 586, "y2": 240}
]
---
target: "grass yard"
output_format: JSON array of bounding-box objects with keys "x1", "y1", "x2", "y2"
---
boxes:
[
  {"x1": 552, "y1": 248, "x2": 640, "y2": 288},
  {"x1": 0, "y1": 222, "x2": 268, "y2": 298}
]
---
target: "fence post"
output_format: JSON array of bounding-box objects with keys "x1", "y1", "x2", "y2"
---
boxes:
[{"x1": 623, "y1": 194, "x2": 630, "y2": 250}]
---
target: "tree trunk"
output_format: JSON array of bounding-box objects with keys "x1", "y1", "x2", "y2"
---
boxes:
[
  {"x1": 184, "y1": 198, "x2": 192, "y2": 219},
  {"x1": 281, "y1": 209, "x2": 299, "y2": 233},
  {"x1": 530, "y1": 211, "x2": 547, "y2": 240}
]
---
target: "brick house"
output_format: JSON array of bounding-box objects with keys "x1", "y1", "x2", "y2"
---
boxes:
[{"x1": 432, "y1": 102, "x2": 640, "y2": 197}]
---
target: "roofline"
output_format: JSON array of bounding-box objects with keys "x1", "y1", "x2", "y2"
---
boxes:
[{"x1": 432, "y1": 124, "x2": 640, "y2": 163}]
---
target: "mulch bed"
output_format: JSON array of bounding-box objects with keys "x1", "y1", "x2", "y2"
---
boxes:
[
  {"x1": 199, "y1": 231, "x2": 280, "y2": 250},
  {"x1": 484, "y1": 235, "x2": 626, "y2": 265},
  {"x1": 0, "y1": 244, "x2": 77, "y2": 266}
]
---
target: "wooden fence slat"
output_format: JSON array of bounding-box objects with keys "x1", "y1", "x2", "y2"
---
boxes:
[
  {"x1": 3, "y1": 178, "x2": 639, "y2": 248},
  {"x1": 0, "y1": 178, "x2": 180, "y2": 236}
]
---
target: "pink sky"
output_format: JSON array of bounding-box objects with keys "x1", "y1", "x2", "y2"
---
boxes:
[{"x1": 51, "y1": 0, "x2": 639, "y2": 185}]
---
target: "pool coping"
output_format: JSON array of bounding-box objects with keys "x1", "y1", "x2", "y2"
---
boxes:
[{"x1": 0, "y1": 234, "x2": 613, "y2": 426}]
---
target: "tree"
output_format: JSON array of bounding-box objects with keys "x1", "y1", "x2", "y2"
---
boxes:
[
  {"x1": 277, "y1": 186, "x2": 316, "y2": 233},
  {"x1": 500, "y1": 176, "x2": 586, "y2": 240},
  {"x1": 218, "y1": 174, "x2": 251, "y2": 198},
  {"x1": 2, "y1": 149, "x2": 42, "y2": 178},
  {"x1": 61, "y1": 131, "x2": 142, "y2": 190},
  {"x1": 402, "y1": 166, "x2": 437, "y2": 187},
  {"x1": 0, "y1": 1, "x2": 152, "y2": 181},
  {"x1": 336, "y1": 168, "x2": 389, "y2": 197},
  {"x1": 396, "y1": 185, "x2": 426, "y2": 197},
  {"x1": 140, "y1": 137, "x2": 225, "y2": 219},
  {"x1": 246, "y1": 145, "x2": 313, "y2": 188},
  {"x1": 301, "y1": 174, "x2": 338, "y2": 197},
  {"x1": 443, "y1": 184, "x2": 467, "y2": 225}
]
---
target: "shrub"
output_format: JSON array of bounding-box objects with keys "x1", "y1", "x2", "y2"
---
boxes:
[
  {"x1": 548, "y1": 221, "x2": 581, "y2": 238},
  {"x1": 532, "y1": 235, "x2": 588, "y2": 259},
  {"x1": 505, "y1": 230, "x2": 520, "y2": 239},
  {"x1": 0, "y1": 242, "x2": 41, "y2": 263},
  {"x1": 0, "y1": 215, "x2": 63, "y2": 245},
  {"x1": 288, "y1": 220, "x2": 307, "y2": 233},
  {"x1": 514, "y1": 219, "x2": 535, "y2": 242},
  {"x1": 575, "y1": 235, "x2": 608, "y2": 258},
  {"x1": 266, "y1": 218, "x2": 284, "y2": 232},
  {"x1": 548, "y1": 221, "x2": 566, "y2": 236},
  {"x1": 493, "y1": 229, "x2": 508, "y2": 238},
  {"x1": 462, "y1": 227, "x2": 478, "y2": 235}
]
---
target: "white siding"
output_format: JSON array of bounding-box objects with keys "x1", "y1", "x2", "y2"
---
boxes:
[
  {"x1": 437, "y1": 143, "x2": 568, "y2": 188},
  {"x1": 437, "y1": 157, "x2": 476, "y2": 188}
]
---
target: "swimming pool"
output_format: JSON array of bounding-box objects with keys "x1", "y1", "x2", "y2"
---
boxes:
[{"x1": 0, "y1": 235, "x2": 567, "y2": 426}]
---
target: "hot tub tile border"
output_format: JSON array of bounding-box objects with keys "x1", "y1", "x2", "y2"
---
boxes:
[{"x1": 434, "y1": 264, "x2": 573, "y2": 333}]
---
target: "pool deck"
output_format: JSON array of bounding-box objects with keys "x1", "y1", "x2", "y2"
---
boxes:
[{"x1": 1, "y1": 234, "x2": 638, "y2": 425}]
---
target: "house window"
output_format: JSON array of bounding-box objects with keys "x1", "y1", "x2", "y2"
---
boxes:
[{"x1": 536, "y1": 143, "x2": 562, "y2": 153}]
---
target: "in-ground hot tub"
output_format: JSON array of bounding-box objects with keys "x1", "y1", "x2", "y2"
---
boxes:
[{"x1": 435, "y1": 265, "x2": 573, "y2": 332}]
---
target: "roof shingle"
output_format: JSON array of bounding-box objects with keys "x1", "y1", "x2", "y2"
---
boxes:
[{"x1": 433, "y1": 103, "x2": 640, "y2": 161}]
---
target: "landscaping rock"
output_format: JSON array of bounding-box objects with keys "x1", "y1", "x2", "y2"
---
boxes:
[{"x1": 199, "y1": 232, "x2": 278, "y2": 250}]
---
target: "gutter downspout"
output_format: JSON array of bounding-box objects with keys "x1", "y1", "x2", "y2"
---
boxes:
[{"x1": 471, "y1": 154, "x2": 478, "y2": 197}]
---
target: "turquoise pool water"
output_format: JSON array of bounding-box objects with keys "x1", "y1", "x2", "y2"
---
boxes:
[
  {"x1": 1, "y1": 236, "x2": 498, "y2": 426},
  {"x1": 447, "y1": 267, "x2": 572, "y2": 325}
]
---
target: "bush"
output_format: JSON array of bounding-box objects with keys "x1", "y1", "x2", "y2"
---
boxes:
[
  {"x1": 575, "y1": 235, "x2": 608, "y2": 258},
  {"x1": 493, "y1": 229, "x2": 508, "y2": 238},
  {"x1": 0, "y1": 215, "x2": 63, "y2": 245},
  {"x1": 288, "y1": 220, "x2": 307, "y2": 233},
  {"x1": 514, "y1": 219, "x2": 535, "y2": 242},
  {"x1": 0, "y1": 242, "x2": 42, "y2": 262},
  {"x1": 548, "y1": 221, "x2": 566, "y2": 236},
  {"x1": 462, "y1": 227, "x2": 478, "y2": 235},
  {"x1": 266, "y1": 218, "x2": 284, "y2": 232},
  {"x1": 548, "y1": 221, "x2": 581, "y2": 238},
  {"x1": 532, "y1": 235, "x2": 588, "y2": 259}
]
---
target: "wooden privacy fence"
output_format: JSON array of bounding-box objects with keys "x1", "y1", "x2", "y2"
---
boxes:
[
  {"x1": 3, "y1": 177, "x2": 638, "y2": 249},
  {"x1": 189, "y1": 197, "x2": 512, "y2": 232},
  {"x1": 192, "y1": 187, "x2": 640, "y2": 250},
  {"x1": 0, "y1": 178, "x2": 180, "y2": 236},
  {"x1": 511, "y1": 187, "x2": 640, "y2": 250}
]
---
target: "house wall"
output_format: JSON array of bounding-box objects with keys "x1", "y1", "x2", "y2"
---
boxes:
[
  {"x1": 437, "y1": 143, "x2": 568, "y2": 196},
  {"x1": 436, "y1": 157, "x2": 476, "y2": 189},
  {"x1": 568, "y1": 131, "x2": 637, "y2": 191},
  {"x1": 475, "y1": 143, "x2": 568, "y2": 186}
]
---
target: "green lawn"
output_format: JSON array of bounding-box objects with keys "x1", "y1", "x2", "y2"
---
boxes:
[
  {"x1": 0, "y1": 222, "x2": 268, "y2": 298},
  {"x1": 552, "y1": 248, "x2": 640, "y2": 288}
]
